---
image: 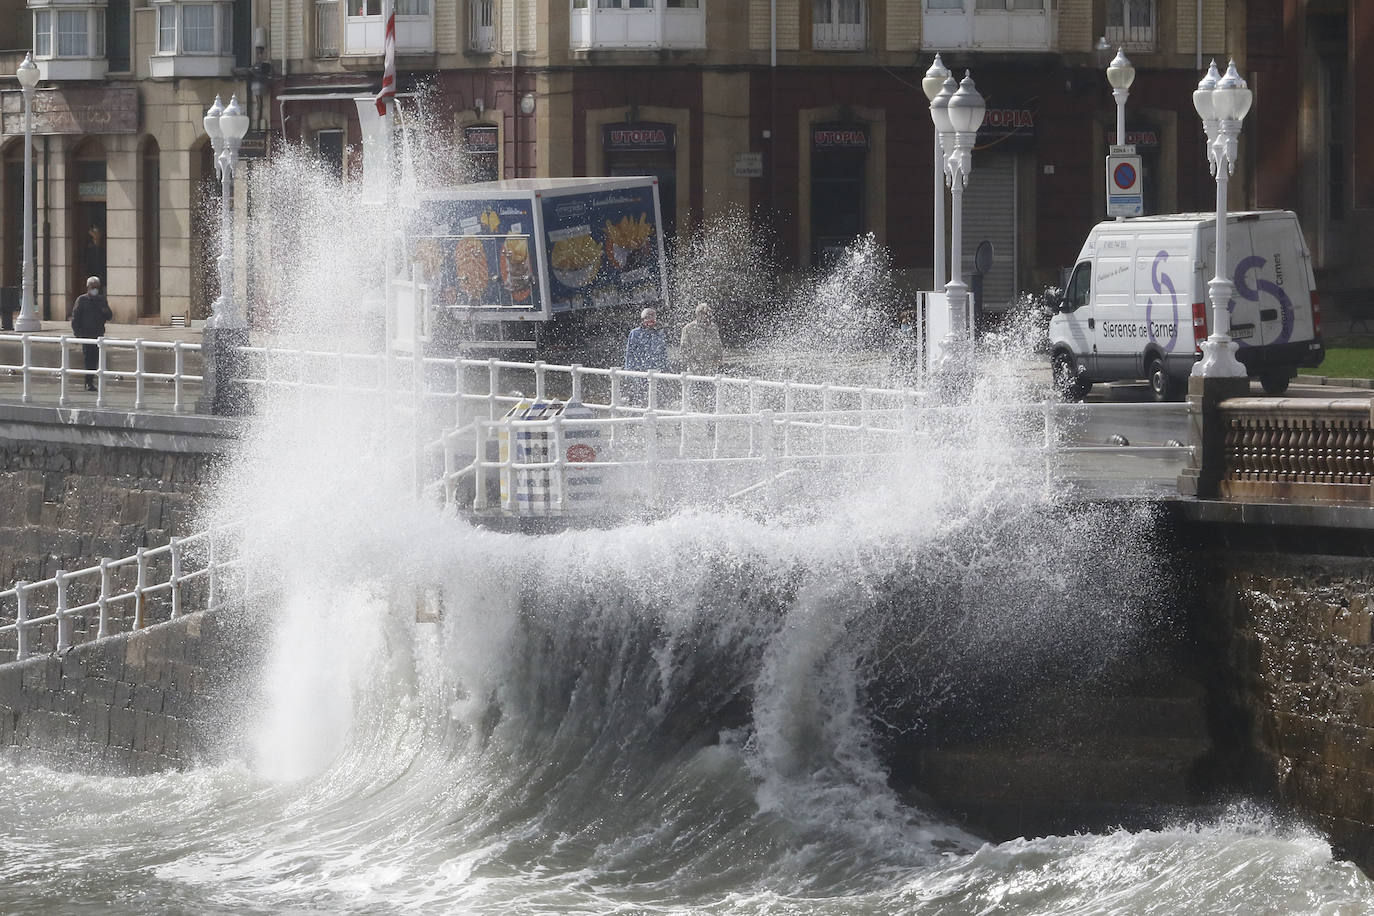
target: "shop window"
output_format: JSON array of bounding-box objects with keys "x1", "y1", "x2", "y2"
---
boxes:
[
  {"x1": 1105, "y1": 0, "x2": 1155, "y2": 50},
  {"x1": 107, "y1": 0, "x2": 131, "y2": 70},
  {"x1": 316, "y1": 129, "x2": 345, "y2": 183},
  {"x1": 570, "y1": 0, "x2": 704, "y2": 50},
  {"x1": 463, "y1": 125, "x2": 499, "y2": 182},
  {"x1": 813, "y1": 0, "x2": 865, "y2": 51}
]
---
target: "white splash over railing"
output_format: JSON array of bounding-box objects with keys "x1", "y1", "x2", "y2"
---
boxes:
[{"x1": 0, "y1": 333, "x2": 203, "y2": 412}]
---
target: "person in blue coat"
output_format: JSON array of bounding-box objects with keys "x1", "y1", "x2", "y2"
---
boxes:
[{"x1": 623, "y1": 307, "x2": 667, "y2": 405}]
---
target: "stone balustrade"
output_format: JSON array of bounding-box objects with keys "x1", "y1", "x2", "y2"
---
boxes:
[{"x1": 1217, "y1": 397, "x2": 1374, "y2": 503}]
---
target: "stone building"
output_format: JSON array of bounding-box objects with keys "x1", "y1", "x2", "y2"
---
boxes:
[{"x1": 0, "y1": 0, "x2": 1368, "y2": 325}]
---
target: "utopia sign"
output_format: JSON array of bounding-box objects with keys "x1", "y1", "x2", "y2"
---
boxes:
[{"x1": 1, "y1": 87, "x2": 139, "y2": 136}]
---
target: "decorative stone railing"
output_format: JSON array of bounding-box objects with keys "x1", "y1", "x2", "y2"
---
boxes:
[{"x1": 1217, "y1": 397, "x2": 1374, "y2": 503}]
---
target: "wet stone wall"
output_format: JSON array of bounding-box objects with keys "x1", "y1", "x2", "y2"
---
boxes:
[
  {"x1": 0, "y1": 440, "x2": 217, "y2": 587},
  {"x1": 0, "y1": 609, "x2": 258, "y2": 774},
  {"x1": 1206, "y1": 556, "x2": 1374, "y2": 871}
]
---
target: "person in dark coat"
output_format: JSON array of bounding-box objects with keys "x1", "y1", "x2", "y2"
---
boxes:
[{"x1": 71, "y1": 276, "x2": 112, "y2": 391}]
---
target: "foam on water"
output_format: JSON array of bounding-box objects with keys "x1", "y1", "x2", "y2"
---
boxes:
[{"x1": 2, "y1": 140, "x2": 1372, "y2": 915}]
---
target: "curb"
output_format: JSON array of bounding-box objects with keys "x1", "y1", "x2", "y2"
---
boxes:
[{"x1": 1299, "y1": 375, "x2": 1374, "y2": 389}]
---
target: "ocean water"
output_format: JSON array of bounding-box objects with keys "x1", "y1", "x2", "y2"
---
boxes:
[{"x1": 2, "y1": 145, "x2": 1371, "y2": 915}]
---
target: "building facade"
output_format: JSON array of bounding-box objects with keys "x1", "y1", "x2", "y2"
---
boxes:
[{"x1": 0, "y1": 0, "x2": 1368, "y2": 325}]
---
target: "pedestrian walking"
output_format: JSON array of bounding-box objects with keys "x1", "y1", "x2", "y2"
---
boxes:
[
  {"x1": 679, "y1": 302, "x2": 723, "y2": 375},
  {"x1": 71, "y1": 276, "x2": 112, "y2": 391},
  {"x1": 623, "y1": 307, "x2": 668, "y2": 406}
]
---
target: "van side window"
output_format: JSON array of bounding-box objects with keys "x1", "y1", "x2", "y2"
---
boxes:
[{"x1": 1065, "y1": 262, "x2": 1091, "y2": 311}]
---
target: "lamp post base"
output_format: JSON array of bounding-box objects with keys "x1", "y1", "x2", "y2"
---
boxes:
[
  {"x1": 1190, "y1": 334, "x2": 1247, "y2": 379},
  {"x1": 12, "y1": 316, "x2": 41, "y2": 333},
  {"x1": 196, "y1": 325, "x2": 251, "y2": 416}
]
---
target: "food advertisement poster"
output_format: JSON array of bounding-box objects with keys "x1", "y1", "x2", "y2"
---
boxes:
[
  {"x1": 413, "y1": 197, "x2": 542, "y2": 312},
  {"x1": 540, "y1": 185, "x2": 662, "y2": 313}
]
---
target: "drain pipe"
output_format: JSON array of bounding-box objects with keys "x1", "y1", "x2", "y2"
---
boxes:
[
  {"x1": 510, "y1": 0, "x2": 518, "y2": 178},
  {"x1": 42, "y1": 136, "x2": 50, "y2": 321}
]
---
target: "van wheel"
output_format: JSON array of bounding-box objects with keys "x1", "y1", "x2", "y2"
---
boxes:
[
  {"x1": 1147, "y1": 356, "x2": 1179, "y2": 402},
  {"x1": 1259, "y1": 371, "x2": 1292, "y2": 396},
  {"x1": 1052, "y1": 351, "x2": 1090, "y2": 401}
]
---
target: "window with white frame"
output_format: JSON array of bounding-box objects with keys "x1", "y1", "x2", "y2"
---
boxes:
[
  {"x1": 923, "y1": 0, "x2": 1054, "y2": 50},
  {"x1": 345, "y1": 0, "x2": 432, "y2": 54},
  {"x1": 569, "y1": 0, "x2": 704, "y2": 50},
  {"x1": 1105, "y1": 0, "x2": 1155, "y2": 49},
  {"x1": 31, "y1": 5, "x2": 106, "y2": 59},
  {"x1": 152, "y1": 1, "x2": 233, "y2": 55},
  {"x1": 813, "y1": 0, "x2": 864, "y2": 50}
]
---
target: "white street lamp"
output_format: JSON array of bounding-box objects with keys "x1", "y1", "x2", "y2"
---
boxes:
[
  {"x1": 936, "y1": 71, "x2": 984, "y2": 369},
  {"x1": 923, "y1": 53, "x2": 951, "y2": 291},
  {"x1": 1106, "y1": 48, "x2": 1135, "y2": 221},
  {"x1": 202, "y1": 94, "x2": 251, "y2": 330},
  {"x1": 1191, "y1": 59, "x2": 1251, "y2": 379},
  {"x1": 198, "y1": 93, "x2": 252, "y2": 415},
  {"x1": 14, "y1": 53, "x2": 41, "y2": 333}
]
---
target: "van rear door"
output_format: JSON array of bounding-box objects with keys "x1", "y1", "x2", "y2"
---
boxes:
[
  {"x1": 1208, "y1": 216, "x2": 1265, "y2": 347},
  {"x1": 1239, "y1": 215, "x2": 1313, "y2": 346}
]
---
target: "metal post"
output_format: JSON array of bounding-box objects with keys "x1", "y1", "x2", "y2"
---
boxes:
[
  {"x1": 133, "y1": 546, "x2": 146, "y2": 630},
  {"x1": 173, "y1": 340, "x2": 185, "y2": 412},
  {"x1": 14, "y1": 582, "x2": 29, "y2": 660},
  {"x1": 20, "y1": 336, "x2": 31, "y2": 403},
  {"x1": 95, "y1": 340, "x2": 107, "y2": 408},
  {"x1": 134, "y1": 340, "x2": 146, "y2": 409},
  {"x1": 473, "y1": 421, "x2": 489, "y2": 511},
  {"x1": 55, "y1": 570, "x2": 70, "y2": 654},
  {"x1": 58, "y1": 337, "x2": 70, "y2": 407},
  {"x1": 170, "y1": 536, "x2": 182, "y2": 619},
  {"x1": 97, "y1": 559, "x2": 111, "y2": 639}
]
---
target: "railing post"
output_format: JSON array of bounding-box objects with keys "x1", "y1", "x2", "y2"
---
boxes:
[
  {"x1": 747, "y1": 380, "x2": 760, "y2": 455},
  {"x1": 55, "y1": 570, "x2": 71, "y2": 653},
  {"x1": 97, "y1": 559, "x2": 111, "y2": 639},
  {"x1": 95, "y1": 339, "x2": 107, "y2": 408},
  {"x1": 133, "y1": 546, "x2": 147, "y2": 630},
  {"x1": 534, "y1": 360, "x2": 547, "y2": 402},
  {"x1": 14, "y1": 582, "x2": 29, "y2": 660},
  {"x1": 759, "y1": 409, "x2": 776, "y2": 501},
  {"x1": 570, "y1": 364, "x2": 584, "y2": 404},
  {"x1": 134, "y1": 339, "x2": 146, "y2": 410},
  {"x1": 206, "y1": 530, "x2": 217, "y2": 612},
  {"x1": 1043, "y1": 400, "x2": 1054, "y2": 496},
  {"x1": 170, "y1": 536, "x2": 182, "y2": 619},
  {"x1": 173, "y1": 340, "x2": 185, "y2": 413},
  {"x1": 645, "y1": 410, "x2": 659, "y2": 509},
  {"x1": 473, "y1": 421, "x2": 489, "y2": 511},
  {"x1": 20, "y1": 336, "x2": 32, "y2": 404},
  {"x1": 552, "y1": 413, "x2": 567, "y2": 514},
  {"x1": 454, "y1": 356, "x2": 467, "y2": 432},
  {"x1": 782, "y1": 382, "x2": 794, "y2": 456},
  {"x1": 821, "y1": 384, "x2": 834, "y2": 455},
  {"x1": 713, "y1": 375, "x2": 724, "y2": 459},
  {"x1": 58, "y1": 336, "x2": 70, "y2": 407},
  {"x1": 647, "y1": 371, "x2": 659, "y2": 413},
  {"x1": 487, "y1": 358, "x2": 500, "y2": 422}
]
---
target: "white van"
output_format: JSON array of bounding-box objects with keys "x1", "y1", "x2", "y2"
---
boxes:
[{"x1": 1048, "y1": 211, "x2": 1324, "y2": 400}]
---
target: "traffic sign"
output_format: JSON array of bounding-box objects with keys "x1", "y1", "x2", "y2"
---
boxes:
[{"x1": 1106, "y1": 153, "x2": 1143, "y2": 218}]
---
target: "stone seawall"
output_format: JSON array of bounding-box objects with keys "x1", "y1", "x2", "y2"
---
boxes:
[
  {"x1": 0, "y1": 608, "x2": 264, "y2": 773},
  {"x1": 0, "y1": 403, "x2": 234, "y2": 587},
  {"x1": 1203, "y1": 555, "x2": 1374, "y2": 872}
]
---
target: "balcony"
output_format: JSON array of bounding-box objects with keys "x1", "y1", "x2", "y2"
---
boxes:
[
  {"x1": 922, "y1": 0, "x2": 1057, "y2": 52},
  {"x1": 1105, "y1": 0, "x2": 1156, "y2": 51},
  {"x1": 570, "y1": 0, "x2": 705, "y2": 52},
  {"x1": 343, "y1": 0, "x2": 433, "y2": 56}
]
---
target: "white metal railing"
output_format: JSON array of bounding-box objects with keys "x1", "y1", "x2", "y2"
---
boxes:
[
  {"x1": 0, "y1": 520, "x2": 250, "y2": 663},
  {"x1": 0, "y1": 333, "x2": 203, "y2": 412}
]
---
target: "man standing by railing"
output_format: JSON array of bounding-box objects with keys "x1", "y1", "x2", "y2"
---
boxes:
[
  {"x1": 624, "y1": 307, "x2": 668, "y2": 405},
  {"x1": 71, "y1": 276, "x2": 111, "y2": 392}
]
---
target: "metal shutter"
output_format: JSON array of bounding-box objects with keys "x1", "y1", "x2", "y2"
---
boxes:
[{"x1": 959, "y1": 152, "x2": 1017, "y2": 313}]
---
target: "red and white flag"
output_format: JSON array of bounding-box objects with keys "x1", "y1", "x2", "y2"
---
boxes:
[{"x1": 374, "y1": 0, "x2": 396, "y2": 115}]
